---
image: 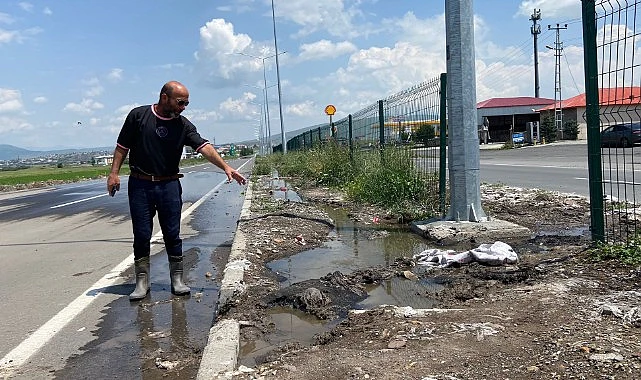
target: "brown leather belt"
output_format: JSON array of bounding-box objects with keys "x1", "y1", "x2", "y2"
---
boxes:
[{"x1": 130, "y1": 172, "x2": 184, "y2": 182}]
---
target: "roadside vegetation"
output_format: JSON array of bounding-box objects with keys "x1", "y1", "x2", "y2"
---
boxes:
[
  {"x1": 254, "y1": 143, "x2": 440, "y2": 220},
  {"x1": 590, "y1": 238, "x2": 641, "y2": 265},
  {"x1": 0, "y1": 157, "x2": 211, "y2": 187}
]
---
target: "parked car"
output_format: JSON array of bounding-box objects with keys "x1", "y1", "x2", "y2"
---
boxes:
[{"x1": 601, "y1": 122, "x2": 641, "y2": 147}]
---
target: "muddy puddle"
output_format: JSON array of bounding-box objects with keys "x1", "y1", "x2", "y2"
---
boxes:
[
  {"x1": 240, "y1": 179, "x2": 588, "y2": 367},
  {"x1": 240, "y1": 199, "x2": 447, "y2": 366}
]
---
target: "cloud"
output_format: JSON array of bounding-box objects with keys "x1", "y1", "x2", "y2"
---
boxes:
[
  {"x1": 0, "y1": 12, "x2": 14, "y2": 24},
  {"x1": 298, "y1": 40, "x2": 357, "y2": 62},
  {"x1": 286, "y1": 100, "x2": 316, "y2": 117},
  {"x1": 107, "y1": 68, "x2": 123, "y2": 82},
  {"x1": 0, "y1": 116, "x2": 31, "y2": 134},
  {"x1": 33, "y1": 96, "x2": 47, "y2": 104},
  {"x1": 195, "y1": 18, "x2": 270, "y2": 86},
  {"x1": 18, "y1": 2, "x2": 34, "y2": 12},
  {"x1": 274, "y1": 0, "x2": 366, "y2": 38},
  {"x1": 0, "y1": 89, "x2": 24, "y2": 113},
  {"x1": 218, "y1": 92, "x2": 263, "y2": 121},
  {"x1": 82, "y1": 77, "x2": 104, "y2": 97},
  {"x1": 0, "y1": 29, "x2": 19, "y2": 44},
  {"x1": 43, "y1": 7, "x2": 52, "y2": 16},
  {"x1": 63, "y1": 99, "x2": 104, "y2": 114},
  {"x1": 516, "y1": 0, "x2": 581, "y2": 19}
]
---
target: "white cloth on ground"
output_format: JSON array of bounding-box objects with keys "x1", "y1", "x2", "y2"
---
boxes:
[{"x1": 413, "y1": 241, "x2": 518, "y2": 268}]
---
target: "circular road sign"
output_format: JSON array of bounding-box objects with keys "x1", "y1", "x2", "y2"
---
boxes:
[{"x1": 324, "y1": 104, "x2": 336, "y2": 116}]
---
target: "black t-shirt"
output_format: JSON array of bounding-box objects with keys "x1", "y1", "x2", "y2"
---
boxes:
[{"x1": 116, "y1": 105, "x2": 209, "y2": 176}]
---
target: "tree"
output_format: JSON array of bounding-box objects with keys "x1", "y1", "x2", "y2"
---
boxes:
[
  {"x1": 540, "y1": 115, "x2": 557, "y2": 143},
  {"x1": 563, "y1": 120, "x2": 579, "y2": 140},
  {"x1": 414, "y1": 124, "x2": 436, "y2": 145}
]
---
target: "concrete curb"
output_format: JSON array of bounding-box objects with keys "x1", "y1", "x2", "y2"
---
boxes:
[{"x1": 196, "y1": 181, "x2": 253, "y2": 380}]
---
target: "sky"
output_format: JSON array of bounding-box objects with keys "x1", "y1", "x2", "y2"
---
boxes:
[{"x1": 0, "y1": 0, "x2": 584, "y2": 150}]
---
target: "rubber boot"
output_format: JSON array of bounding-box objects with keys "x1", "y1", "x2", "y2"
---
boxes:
[
  {"x1": 129, "y1": 257, "x2": 150, "y2": 301},
  {"x1": 169, "y1": 257, "x2": 190, "y2": 295}
]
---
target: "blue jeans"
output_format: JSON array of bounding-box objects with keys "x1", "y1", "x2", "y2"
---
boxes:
[{"x1": 128, "y1": 177, "x2": 183, "y2": 260}]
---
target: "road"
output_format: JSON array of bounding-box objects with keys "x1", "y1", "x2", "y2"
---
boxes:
[
  {"x1": 481, "y1": 142, "x2": 641, "y2": 203},
  {"x1": 479, "y1": 142, "x2": 591, "y2": 196},
  {"x1": 0, "y1": 158, "x2": 251, "y2": 379}
]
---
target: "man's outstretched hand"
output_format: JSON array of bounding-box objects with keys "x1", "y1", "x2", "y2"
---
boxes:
[{"x1": 228, "y1": 169, "x2": 247, "y2": 185}]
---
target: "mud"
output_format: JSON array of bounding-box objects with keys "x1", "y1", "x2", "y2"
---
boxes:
[{"x1": 224, "y1": 176, "x2": 641, "y2": 379}]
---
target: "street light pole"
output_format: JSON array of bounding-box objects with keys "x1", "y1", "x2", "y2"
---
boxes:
[
  {"x1": 271, "y1": 0, "x2": 286, "y2": 154},
  {"x1": 261, "y1": 57, "x2": 273, "y2": 154},
  {"x1": 234, "y1": 51, "x2": 286, "y2": 154}
]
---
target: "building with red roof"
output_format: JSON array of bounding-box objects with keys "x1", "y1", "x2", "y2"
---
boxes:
[
  {"x1": 476, "y1": 96, "x2": 555, "y2": 143},
  {"x1": 536, "y1": 87, "x2": 641, "y2": 140}
]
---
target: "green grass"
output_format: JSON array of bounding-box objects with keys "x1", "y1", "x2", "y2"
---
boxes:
[
  {"x1": 254, "y1": 144, "x2": 440, "y2": 221},
  {"x1": 589, "y1": 238, "x2": 641, "y2": 265},
  {"x1": 0, "y1": 157, "x2": 211, "y2": 186},
  {"x1": 0, "y1": 165, "x2": 127, "y2": 186}
]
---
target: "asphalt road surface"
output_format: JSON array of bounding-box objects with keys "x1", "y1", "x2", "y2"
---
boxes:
[
  {"x1": 0, "y1": 158, "x2": 251, "y2": 379},
  {"x1": 480, "y1": 142, "x2": 641, "y2": 203}
]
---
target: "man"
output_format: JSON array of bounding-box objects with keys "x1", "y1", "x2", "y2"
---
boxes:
[{"x1": 107, "y1": 81, "x2": 246, "y2": 301}]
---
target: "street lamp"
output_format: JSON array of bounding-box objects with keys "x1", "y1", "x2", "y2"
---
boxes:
[
  {"x1": 235, "y1": 51, "x2": 286, "y2": 154},
  {"x1": 248, "y1": 100, "x2": 266, "y2": 155},
  {"x1": 271, "y1": 0, "x2": 286, "y2": 154}
]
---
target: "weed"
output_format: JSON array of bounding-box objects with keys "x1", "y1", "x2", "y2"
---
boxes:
[
  {"x1": 254, "y1": 144, "x2": 440, "y2": 221},
  {"x1": 589, "y1": 238, "x2": 641, "y2": 265}
]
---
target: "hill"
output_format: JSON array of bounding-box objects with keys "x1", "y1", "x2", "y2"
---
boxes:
[{"x1": 0, "y1": 144, "x2": 113, "y2": 161}]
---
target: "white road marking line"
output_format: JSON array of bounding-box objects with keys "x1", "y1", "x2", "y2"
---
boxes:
[
  {"x1": 0, "y1": 160, "x2": 251, "y2": 374},
  {"x1": 50, "y1": 194, "x2": 108, "y2": 209}
]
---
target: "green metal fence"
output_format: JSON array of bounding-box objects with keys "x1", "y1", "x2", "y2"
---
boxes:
[
  {"x1": 583, "y1": 0, "x2": 641, "y2": 242},
  {"x1": 280, "y1": 74, "x2": 448, "y2": 216}
]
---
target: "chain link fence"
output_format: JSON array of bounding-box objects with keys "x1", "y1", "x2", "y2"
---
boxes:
[{"x1": 279, "y1": 74, "x2": 448, "y2": 216}]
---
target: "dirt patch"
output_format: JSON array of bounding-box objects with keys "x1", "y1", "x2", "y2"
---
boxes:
[{"x1": 225, "y1": 177, "x2": 641, "y2": 379}]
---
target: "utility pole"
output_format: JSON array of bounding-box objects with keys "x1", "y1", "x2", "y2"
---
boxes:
[
  {"x1": 445, "y1": 0, "x2": 486, "y2": 222},
  {"x1": 530, "y1": 9, "x2": 541, "y2": 98},
  {"x1": 548, "y1": 23, "x2": 568, "y2": 139}
]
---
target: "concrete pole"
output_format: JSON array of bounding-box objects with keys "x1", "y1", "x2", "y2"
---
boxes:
[{"x1": 445, "y1": 0, "x2": 486, "y2": 222}]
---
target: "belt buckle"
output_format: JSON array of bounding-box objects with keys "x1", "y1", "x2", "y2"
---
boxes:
[{"x1": 151, "y1": 175, "x2": 159, "y2": 182}]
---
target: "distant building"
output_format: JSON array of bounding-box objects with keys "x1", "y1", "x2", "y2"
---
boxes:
[
  {"x1": 536, "y1": 87, "x2": 641, "y2": 139},
  {"x1": 93, "y1": 155, "x2": 113, "y2": 166},
  {"x1": 477, "y1": 97, "x2": 555, "y2": 142}
]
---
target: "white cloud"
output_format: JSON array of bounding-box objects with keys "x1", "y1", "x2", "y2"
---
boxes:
[
  {"x1": 0, "y1": 89, "x2": 24, "y2": 113},
  {"x1": 218, "y1": 92, "x2": 263, "y2": 121},
  {"x1": 63, "y1": 99, "x2": 104, "y2": 114},
  {"x1": 275, "y1": 0, "x2": 365, "y2": 38},
  {"x1": 82, "y1": 77, "x2": 104, "y2": 97},
  {"x1": 0, "y1": 12, "x2": 14, "y2": 24},
  {"x1": 107, "y1": 68, "x2": 123, "y2": 82},
  {"x1": 33, "y1": 96, "x2": 47, "y2": 104},
  {"x1": 286, "y1": 100, "x2": 316, "y2": 117},
  {"x1": 195, "y1": 18, "x2": 264, "y2": 85},
  {"x1": 18, "y1": 2, "x2": 34, "y2": 13},
  {"x1": 298, "y1": 40, "x2": 357, "y2": 62},
  {"x1": 386, "y1": 12, "x2": 445, "y2": 50},
  {"x1": 516, "y1": 0, "x2": 581, "y2": 19},
  {"x1": 43, "y1": 7, "x2": 52, "y2": 16},
  {"x1": 0, "y1": 116, "x2": 31, "y2": 134},
  {"x1": 0, "y1": 29, "x2": 19, "y2": 44}
]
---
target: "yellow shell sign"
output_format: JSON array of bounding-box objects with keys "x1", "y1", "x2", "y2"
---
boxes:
[{"x1": 324, "y1": 104, "x2": 336, "y2": 116}]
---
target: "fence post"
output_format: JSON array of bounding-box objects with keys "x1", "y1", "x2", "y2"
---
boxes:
[
  {"x1": 378, "y1": 100, "x2": 385, "y2": 147},
  {"x1": 317, "y1": 127, "x2": 322, "y2": 144},
  {"x1": 348, "y1": 114, "x2": 354, "y2": 162},
  {"x1": 439, "y1": 72, "x2": 448, "y2": 217},
  {"x1": 582, "y1": 0, "x2": 604, "y2": 242}
]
